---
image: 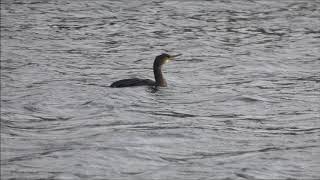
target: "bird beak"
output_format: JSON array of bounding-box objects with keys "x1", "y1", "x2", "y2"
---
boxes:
[{"x1": 170, "y1": 54, "x2": 182, "y2": 60}]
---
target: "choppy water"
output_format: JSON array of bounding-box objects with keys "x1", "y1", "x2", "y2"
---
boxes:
[{"x1": 1, "y1": 0, "x2": 320, "y2": 179}]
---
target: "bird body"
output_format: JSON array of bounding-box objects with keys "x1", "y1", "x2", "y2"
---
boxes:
[{"x1": 110, "y1": 78, "x2": 155, "y2": 87}]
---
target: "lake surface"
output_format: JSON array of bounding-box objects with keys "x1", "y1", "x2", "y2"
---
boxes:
[{"x1": 1, "y1": 0, "x2": 320, "y2": 179}]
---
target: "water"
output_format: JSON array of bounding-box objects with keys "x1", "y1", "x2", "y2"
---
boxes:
[{"x1": 1, "y1": 0, "x2": 320, "y2": 179}]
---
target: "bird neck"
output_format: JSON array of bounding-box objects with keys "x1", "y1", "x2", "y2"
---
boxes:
[{"x1": 153, "y1": 65, "x2": 167, "y2": 87}]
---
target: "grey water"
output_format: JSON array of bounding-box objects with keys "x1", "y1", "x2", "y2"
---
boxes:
[{"x1": 1, "y1": 0, "x2": 320, "y2": 179}]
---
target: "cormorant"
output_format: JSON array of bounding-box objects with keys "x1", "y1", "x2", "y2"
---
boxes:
[{"x1": 110, "y1": 53, "x2": 181, "y2": 88}]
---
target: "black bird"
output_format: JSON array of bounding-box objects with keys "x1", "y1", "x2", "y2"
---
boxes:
[{"x1": 110, "y1": 53, "x2": 181, "y2": 88}]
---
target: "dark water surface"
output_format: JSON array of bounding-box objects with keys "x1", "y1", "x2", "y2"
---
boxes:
[{"x1": 1, "y1": 0, "x2": 320, "y2": 179}]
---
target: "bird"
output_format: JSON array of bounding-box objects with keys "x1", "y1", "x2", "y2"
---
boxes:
[{"x1": 110, "y1": 53, "x2": 181, "y2": 88}]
